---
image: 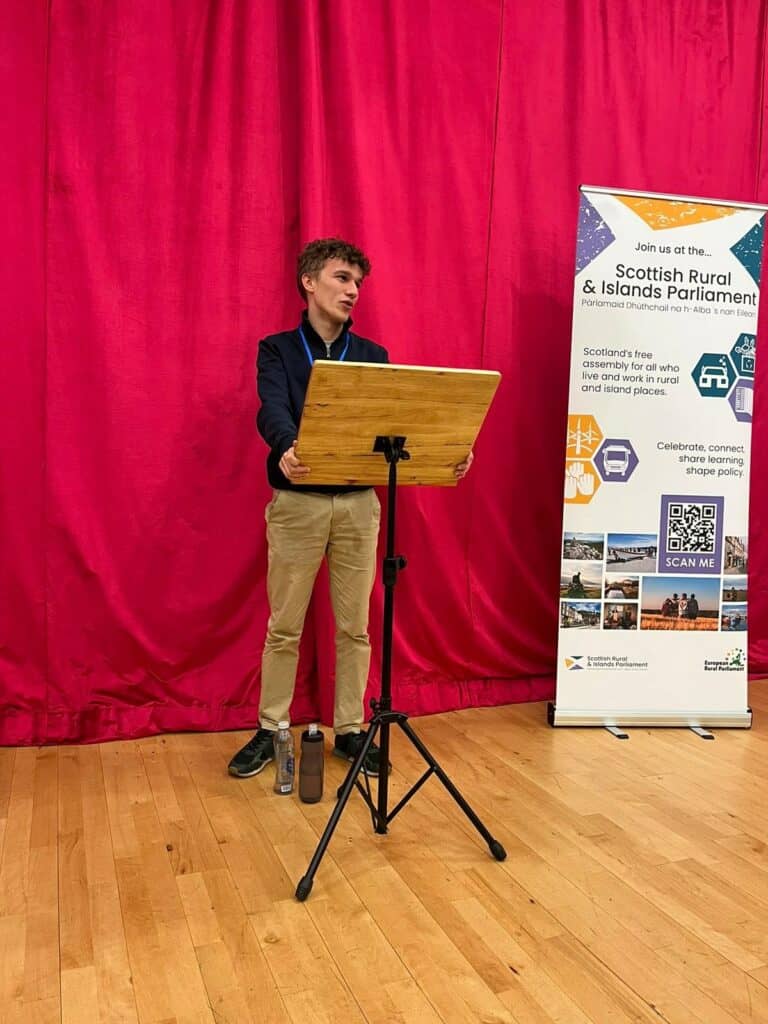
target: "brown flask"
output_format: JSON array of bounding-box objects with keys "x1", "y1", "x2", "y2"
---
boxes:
[{"x1": 299, "y1": 724, "x2": 324, "y2": 803}]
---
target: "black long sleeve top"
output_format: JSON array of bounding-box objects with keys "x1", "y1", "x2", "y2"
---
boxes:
[{"x1": 256, "y1": 311, "x2": 389, "y2": 493}]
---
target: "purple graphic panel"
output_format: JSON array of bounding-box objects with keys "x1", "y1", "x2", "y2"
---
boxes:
[
  {"x1": 728, "y1": 378, "x2": 753, "y2": 423},
  {"x1": 576, "y1": 193, "x2": 615, "y2": 273}
]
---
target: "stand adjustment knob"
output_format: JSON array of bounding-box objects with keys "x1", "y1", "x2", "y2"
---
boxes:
[{"x1": 383, "y1": 555, "x2": 406, "y2": 586}]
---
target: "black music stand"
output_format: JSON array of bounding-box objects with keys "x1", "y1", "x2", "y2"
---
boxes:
[{"x1": 293, "y1": 361, "x2": 505, "y2": 900}]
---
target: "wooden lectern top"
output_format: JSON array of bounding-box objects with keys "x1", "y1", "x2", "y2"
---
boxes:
[{"x1": 295, "y1": 361, "x2": 501, "y2": 486}]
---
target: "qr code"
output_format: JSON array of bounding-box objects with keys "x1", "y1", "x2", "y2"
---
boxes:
[{"x1": 666, "y1": 502, "x2": 717, "y2": 553}]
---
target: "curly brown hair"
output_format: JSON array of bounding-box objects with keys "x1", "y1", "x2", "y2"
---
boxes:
[{"x1": 296, "y1": 238, "x2": 371, "y2": 300}]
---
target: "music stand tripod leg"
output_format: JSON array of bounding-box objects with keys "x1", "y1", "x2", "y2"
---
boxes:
[
  {"x1": 295, "y1": 719, "x2": 382, "y2": 901},
  {"x1": 396, "y1": 718, "x2": 507, "y2": 860}
]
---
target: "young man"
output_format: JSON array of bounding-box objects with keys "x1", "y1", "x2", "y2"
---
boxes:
[
  {"x1": 229, "y1": 238, "x2": 472, "y2": 780},
  {"x1": 228, "y1": 239, "x2": 387, "y2": 778},
  {"x1": 228, "y1": 238, "x2": 385, "y2": 778}
]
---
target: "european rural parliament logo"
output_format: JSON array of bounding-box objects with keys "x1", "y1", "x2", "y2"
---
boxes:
[
  {"x1": 703, "y1": 647, "x2": 746, "y2": 672},
  {"x1": 564, "y1": 656, "x2": 585, "y2": 671}
]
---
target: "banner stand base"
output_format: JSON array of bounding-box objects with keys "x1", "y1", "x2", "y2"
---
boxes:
[
  {"x1": 547, "y1": 702, "x2": 752, "y2": 729},
  {"x1": 605, "y1": 725, "x2": 629, "y2": 740},
  {"x1": 689, "y1": 726, "x2": 715, "y2": 740}
]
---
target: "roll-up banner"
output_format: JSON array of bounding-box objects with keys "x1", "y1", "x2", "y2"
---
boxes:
[{"x1": 552, "y1": 187, "x2": 766, "y2": 728}]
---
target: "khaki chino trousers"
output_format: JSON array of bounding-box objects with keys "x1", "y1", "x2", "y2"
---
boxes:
[{"x1": 259, "y1": 488, "x2": 381, "y2": 734}]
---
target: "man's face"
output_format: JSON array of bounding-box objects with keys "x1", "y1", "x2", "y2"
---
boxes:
[{"x1": 303, "y1": 258, "x2": 364, "y2": 325}]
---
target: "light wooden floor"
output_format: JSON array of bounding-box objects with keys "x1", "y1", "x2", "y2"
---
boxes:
[{"x1": 2, "y1": 684, "x2": 768, "y2": 1024}]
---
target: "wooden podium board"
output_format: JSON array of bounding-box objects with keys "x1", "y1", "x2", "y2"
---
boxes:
[{"x1": 295, "y1": 361, "x2": 501, "y2": 486}]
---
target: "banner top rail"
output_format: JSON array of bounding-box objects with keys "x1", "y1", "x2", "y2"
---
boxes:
[{"x1": 580, "y1": 184, "x2": 768, "y2": 212}]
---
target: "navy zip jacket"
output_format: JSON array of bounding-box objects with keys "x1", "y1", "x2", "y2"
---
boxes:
[{"x1": 256, "y1": 311, "x2": 389, "y2": 493}]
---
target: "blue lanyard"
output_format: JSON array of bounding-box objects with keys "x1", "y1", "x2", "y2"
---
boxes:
[{"x1": 299, "y1": 326, "x2": 349, "y2": 367}]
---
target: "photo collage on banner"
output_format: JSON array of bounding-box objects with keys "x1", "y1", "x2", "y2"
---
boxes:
[{"x1": 553, "y1": 188, "x2": 765, "y2": 727}]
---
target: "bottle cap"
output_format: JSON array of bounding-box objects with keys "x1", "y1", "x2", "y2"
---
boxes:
[
  {"x1": 309, "y1": 723, "x2": 318, "y2": 735},
  {"x1": 278, "y1": 720, "x2": 289, "y2": 730}
]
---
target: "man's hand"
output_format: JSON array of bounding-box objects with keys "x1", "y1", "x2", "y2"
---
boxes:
[
  {"x1": 279, "y1": 441, "x2": 310, "y2": 482},
  {"x1": 454, "y1": 450, "x2": 474, "y2": 481}
]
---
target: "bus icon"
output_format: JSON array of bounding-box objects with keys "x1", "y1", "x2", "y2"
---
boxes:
[{"x1": 603, "y1": 444, "x2": 631, "y2": 476}]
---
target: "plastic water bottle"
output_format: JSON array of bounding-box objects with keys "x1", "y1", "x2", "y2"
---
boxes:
[
  {"x1": 299, "y1": 723, "x2": 324, "y2": 803},
  {"x1": 273, "y1": 721, "x2": 295, "y2": 795}
]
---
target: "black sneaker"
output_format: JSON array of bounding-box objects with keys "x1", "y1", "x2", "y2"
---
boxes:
[
  {"x1": 333, "y1": 731, "x2": 391, "y2": 777},
  {"x1": 228, "y1": 728, "x2": 275, "y2": 778}
]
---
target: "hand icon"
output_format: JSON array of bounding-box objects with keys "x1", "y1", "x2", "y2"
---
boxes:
[
  {"x1": 577, "y1": 470, "x2": 594, "y2": 495},
  {"x1": 565, "y1": 461, "x2": 595, "y2": 500}
]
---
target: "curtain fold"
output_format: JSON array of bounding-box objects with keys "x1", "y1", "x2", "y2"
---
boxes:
[
  {"x1": 0, "y1": 1, "x2": 48, "y2": 744},
  {"x1": 1, "y1": 0, "x2": 766, "y2": 744}
]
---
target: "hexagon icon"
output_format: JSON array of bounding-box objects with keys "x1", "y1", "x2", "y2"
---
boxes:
[
  {"x1": 729, "y1": 333, "x2": 756, "y2": 379},
  {"x1": 728, "y1": 378, "x2": 753, "y2": 423},
  {"x1": 564, "y1": 459, "x2": 601, "y2": 504},
  {"x1": 691, "y1": 353, "x2": 736, "y2": 398},
  {"x1": 595, "y1": 438, "x2": 638, "y2": 483},
  {"x1": 566, "y1": 414, "x2": 603, "y2": 459}
]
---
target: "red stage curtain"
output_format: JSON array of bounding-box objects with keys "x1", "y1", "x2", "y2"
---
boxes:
[
  {"x1": 2, "y1": 1, "x2": 767, "y2": 743},
  {"x1": 0, "y1": 1, "x2": 48, "y2": 742}
]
